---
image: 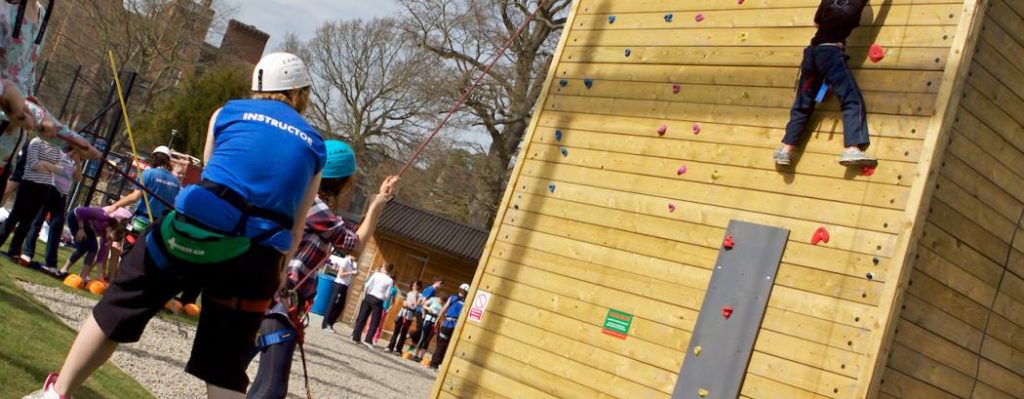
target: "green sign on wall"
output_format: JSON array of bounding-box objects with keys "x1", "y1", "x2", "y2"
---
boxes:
[{"x1": 602, "y1": 309, "x2": 633, "y2": 340}]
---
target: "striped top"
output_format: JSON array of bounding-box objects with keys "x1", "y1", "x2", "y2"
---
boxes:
[{"x1": 23, "y1": 137, "x2": 60, "y2": 186}]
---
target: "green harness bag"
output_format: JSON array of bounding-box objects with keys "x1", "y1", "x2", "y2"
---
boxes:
[{"x1": 159, "y1": 211, "x2": 252, "y2": 264}]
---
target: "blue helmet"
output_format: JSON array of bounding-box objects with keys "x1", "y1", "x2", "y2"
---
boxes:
[{"x1": 323, "y1": 140, "x2": 356, "y2": 179}]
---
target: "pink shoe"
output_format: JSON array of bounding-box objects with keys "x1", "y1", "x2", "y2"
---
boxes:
[{"x1": 21, "y1": 373, "x2": 70, "y2": 399}]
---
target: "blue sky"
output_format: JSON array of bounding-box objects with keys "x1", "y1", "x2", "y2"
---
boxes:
[{"x1": 230, "y1": 0, "x2": 401, "y2": 50}]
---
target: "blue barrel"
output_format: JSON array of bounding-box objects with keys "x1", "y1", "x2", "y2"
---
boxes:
[{"x1": 311, "y1": 273, "x2": 338, "y2": 316}]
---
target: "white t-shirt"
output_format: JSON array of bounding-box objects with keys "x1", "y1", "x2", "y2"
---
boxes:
[
  {"x1": 332, "y1": 255, "x2": 357, "y2": 286},
  {"x1": 364, "y1": 271, "x2": 394, "y2": 301}
]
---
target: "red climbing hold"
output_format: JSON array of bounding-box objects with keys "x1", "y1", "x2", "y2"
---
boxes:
[
  {"x1": 672, "y1": 84, "x2": 681, "y2": 94},
  {"x1": 868, "y1": 44, "x2": 885, "y2": 63},
  {"x1": 722, "y1": 306, "x2": 734, "y2": 319},
  {"x1": 695, "y1": 13, "x2": 705, "y2": 22},
  {"x1": 861, "y1": 165, "x2": 876, "y2": 176},
  {"x1": 811, "y1": 227, "x2": 830, "y2": 245},
  {"x1": 723, "y1": 235, "x2": 735, "y2": 249},
  {"x1": 657, "y1": 124, "x2": 668, "y2": 136}
]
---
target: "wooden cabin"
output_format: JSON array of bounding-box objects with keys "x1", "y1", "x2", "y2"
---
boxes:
[{"x1": 432, "y1": 0, "x2": 1023, "y2": 398}]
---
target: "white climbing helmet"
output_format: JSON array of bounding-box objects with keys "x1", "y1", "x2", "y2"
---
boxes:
[{"x1": 251, "y1": 52, "x2": 312, "y2": 92}]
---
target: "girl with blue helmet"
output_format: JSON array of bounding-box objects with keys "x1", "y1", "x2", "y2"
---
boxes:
[{"x1": 34, "y1": 52, "x2": 337, "y2": 399}]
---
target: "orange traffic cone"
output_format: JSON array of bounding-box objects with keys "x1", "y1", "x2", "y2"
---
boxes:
[{"x1": 183, "y1": 303, "x2": 201, "y2": 317}]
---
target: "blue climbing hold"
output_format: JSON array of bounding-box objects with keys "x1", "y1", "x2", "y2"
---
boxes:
[
  {"x1": 815, "y1": 84, "x2": 829, "y2": 103},
  {"x1": 664, "y1": 13, "x2": 673, "y2": 22},
  {"x1": 548, "y1": 183, "x2": 556, "y2": 193},
  {"x1": 561, "y1": 147, "x2": 569, "y2": 157},
  {"x1": 559, "y1": 79, "x2": 568, "y2": 87},
  {"x1": 624, "y1": 48, "x2": 632, "y2": 57},
  {"x1": 584, "y1": 78, "x2": 594, "y2": 88},
  {"x1": 608, "y1": 15, "x2": 616, "y2": 24},
  {"x1": 555, "y1": 130, "x2": 563, "y2": 142}
]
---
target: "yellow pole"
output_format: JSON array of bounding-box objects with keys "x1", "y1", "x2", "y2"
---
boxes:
[{"x1": 107, "y1": 51, "x2": 154, "y2": 223}]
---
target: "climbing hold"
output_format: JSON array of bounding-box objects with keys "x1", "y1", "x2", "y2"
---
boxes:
[
  {"x1": 584, "y1": 78, "x2": 594, "y2": 88},
  {"x1": 721, "y1": 305, "x2": 734, "y2": 319},
  {"x1": 869, "y1": 43, "x2": 886, "y2": 63},
  {"x1": 86, "y1": 280, "x2": 108, "y2": 296},
  {"x1": 711, "y1": 170, "x2": 721, "y2": 180},
  {"x1": 555, "y1": 129, "x2": 563, "y2": 142},
  {"x1": 184, "y1": 303, "x2": 201, "y2": 317},
  {"x1": 695, "y1": 13, "x2": 705, "y2": 22},
  {"x1": 722, "y1": 235, "x2": 735, "y2": 249},
  {"x1": 165, "y1": 299, "x2": 183, "y2": 314},
  {"x1": 608, "y1": 15, "x2": 616, "y2": 24},
  {"x1": 811, "y1": 227, "x2": 830, "y2": 245},
  {"x1": 558, "y1": 79, "x2": 568, "y2": 87},
  {"x1": 548, "y1": 183, "x2": 556, "y2": 193},
  {"x1": 861, "y1": 165, "x2": 876, "y2": 176},
  {"x1": 815, "y1": 84, "x2": 830, "y2": 103},
  {"x1": 657, "y1": 124, "x2": 668, "y2": 136},
  {"x1": 694, "y1": 345, "x2": 702, "y2": 356},
  {"x1": 698, "y1": 388, "x2": 709, "y2": 398},
  {"x1": 677, "y1": 165, "x2": 687, "y2": 175},
  {"x1": 63, "y1": 274, "x2": 83, "y2": 289},
  {"x1": 692, "y1": 123, "x2": 701, "y2": 134},
  {"x1": 866, "y1": 272, "x2": 875, "y2": 280},
  {"x1": 624, "y1": 48, "x2": 631, "y2": 57},
  {"x1": 672, "y1": 84, "x2": 681, "y2": 94},
  {"x1": 664, "y1": 13, "x2": 673, "y2": 22},
  {"x1": 560, "y1": 147, "x2": 569, "y2": 157},
  {"x1": 668, "y1": 203, "x2": 677, "y2": 213},
  {"x1": 738, "y1": 0, "x2": 745, "y2": 4},
  {"x1": 872, "y1": 257, "x2": 880, "y2": 265},
  {"x1": 738, "y1": 32, "x2": 748, "y2": 42}
]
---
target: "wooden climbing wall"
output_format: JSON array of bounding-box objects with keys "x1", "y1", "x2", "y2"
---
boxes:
[
  {"x1": 880, "y1": 0, "x2": 1024, "y2": 397},
  {"x1": 429, "y1": 0, "x2": 991, "y2": 398}
]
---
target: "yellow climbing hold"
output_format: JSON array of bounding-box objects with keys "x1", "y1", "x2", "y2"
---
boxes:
[
  {"x1": 711, "y1": 170, "x2": 722, "y2": 180},
  {"x1": 694, "y1": 345, "x2": 702, "y2": 356},
  {"x1": 698, "y1": 388, "x2": 709, "y2": 397},
  {"x1": 739, "y1": 32, "x2": 749, "y2": 42}
]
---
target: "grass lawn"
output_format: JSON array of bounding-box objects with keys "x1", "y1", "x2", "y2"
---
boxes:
[{"x1": 0, "y1": 264, "x2": 154, "y2": 398}]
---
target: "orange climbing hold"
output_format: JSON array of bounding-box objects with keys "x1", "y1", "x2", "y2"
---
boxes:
[
  {"x1": 812, "y1": 227, "x2": 830, "y2": 245},
  {"x1": 869, "y1": 43, "x2": 885, "y2": 63}
]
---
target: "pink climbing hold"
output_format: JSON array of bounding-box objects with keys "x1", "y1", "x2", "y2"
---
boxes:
[
  {"x1": 668, "y1": 203, "x2": 677, "y2": 213},
  {"x1": 692, "y1": 123, "x2": 701, "y2": 134},
  {"x1": 737, "y1": 0, "x2": 745, "y2": 4},
  {"x1": 677, "y1": 165, "x2": 687, "y2": 175},
  {"x1": 695, "y1": 13, "x2": 705, "y2": 22},
  {"x1": 723, "y1": 235, "x2": 735, "y2": 249},
  {"x1": 811, "y1": 227, "x2": 830, "y2": 245},
  {"x1": 861, "y1": 165, "x2": 877, "y2": 176},
  {"x1": 869, "y1": 43, "x2": 885, "y2": 63},
  {"x1": 672, "y1": 84, "x2": 681, "y2": 94},
  {"x1": 657, "y1": 124, "x2": 668, "y2": 136}
]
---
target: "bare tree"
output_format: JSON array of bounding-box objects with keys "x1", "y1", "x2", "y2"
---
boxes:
[{"x1": 400, "y1": 0, "x2": 571, "y2": 226}]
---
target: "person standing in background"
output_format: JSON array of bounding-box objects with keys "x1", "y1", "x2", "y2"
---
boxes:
[
  {"x1": 26, "y1": 148, "x2": 80, "y2": 275},
  {"x1": 386, "y1": 280, "x2": 421, "y2": 355},
  {"x1": 351, "y1": 264, "x2": 394, "y2": 348},
  {"x1": 321, "y1": 254, "x2": 359, "y2": 333}
]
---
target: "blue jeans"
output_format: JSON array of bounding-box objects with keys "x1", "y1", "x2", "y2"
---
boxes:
[
  {"x1": 23, "y1": 187, "x2": 67, "y2": 268},
  {"x1": 783, "y1": 45, "x2": 871, "y2": 149}
]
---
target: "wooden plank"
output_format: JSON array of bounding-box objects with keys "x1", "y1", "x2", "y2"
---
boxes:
[
  {"x1": 973, "y1": 31, "x2": 1024, "y2": 90},
  {"x1": 465, "y1": 309, "x2": 677, "y2": 394},
  {"x1": 519, "y1": 161, "x2": 904, "y2": 235},
  {"x1": 992, "y1": 293, "x2": 1024, "y2": 328},
  {"x1": 959, "y1": 86, "x2": 1024, "y2": 159},
  {"x1": 984, "y1": 0, "x2": 1024, "y2": 52},
  {"x1": 1011, "y1": 249, "x2": 1024, "y2": 278},
  {"x1": 481, "y1": 291, "x2": 685, "y2": 372},
  {"x1": 986, "y1": 314, "x2": 1024, "y2": 353},
  {"x1": 999, "y1": 271, "x2": 1024, "y2": 305},
  {"x1": 768, "y1": 285, "x2": 876, "y2": 330},
  {"x1": 939, "y1": 153, "x2": 1024, "y2": 223},
  {"x1": 892, "y1": 319, "x2": 979, "y2": 376},
  {"x1": 878, "y1": 368, "x2": 960, "y2": 399},
  {"x1": 746, "y1": 351, "x2": 858, "y2": 399},
  {"x1": 741, "y1": 373, "x2": 831, "y2": 399},
  {"x1": 934, "y1": 174, "x2": 1020, "y2": 240},
  {"x1": 752, "y1": 329, "x2": 863, "y2": 378},
  {"x1": 774, "y1": 263, "x2": 884, "y2": 306},
  {"x1": 453, "y1": 341, "x2": 609, "y2": 399},
  {"x1": 575, "y1": 0, "x2": 964, "y2": 13},
  {"x1": 446, "y1": 357, "x2": 558, "y2": 399},
  {"x1": 572, "y1": 5, "x2": 962, "y2": 30},
  {"x1": 977, "y1": 359, "x2": 1024, "y2": 398},
  {"x1": 561, "y1": 46, "x2": 950, "y2": 71},
  {"x1": 979, "y1": 15, "x2": 1024, "y2": 73},
  {"x1": 551, "y1": 78, "x2": 937, "y2": 117},
  {"x1": 979, "y1": 334, "x2": 1024, "y2": 381},
  {"x1": 554, "y1": 63, "x2": 942, "y2": 93},
  {"x1": 947, "y1": 130, "x2": 1024, "y2": 207},
  {"x1": 527, "y1": 141, "x2": 912, "y2": 209},
  {"x1": 478, "y1": 273, "x2": 694, "y2": 351},
  {"x1": 915, "y1": 246, "x2": 998, "y2": 307},
  {"x1": 566, "y1": 26, "x2": 957, "y2": 48},
  {"x1": 440, "y1": 376, "x2": 508, "y2": 399},
  {"x1": 970, "y1": 382, "x2": 1018, "y2": 399},
  {"x1": 918, "y1": 223, "x2": 1004, "y2": 286},
  {"x1": 899, "y1": 293, "x2": 984, "y2": 352},
  {"x1": 966, "y1": 64, "x2": 1024, "y2": 128},
  {"x1": 461, "y1": 324, "x2": 667, "y2": 398},
  {"x1": 908, "y1": 269, "x2": 990, "y2": 329},
  {"x1": 760, "y1": 306, "x2": 874, "y2": 355},
  {"x1": 929, "y1": 197, "x2": 1010, "y2": 263},
  {"x1": 886, "y1": 343, "x2": 975, "y2": 397}
]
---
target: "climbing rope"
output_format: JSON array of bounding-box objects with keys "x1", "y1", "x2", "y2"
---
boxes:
[
  {"x1": 107, "y1": 51, "x2": 155, "y2": 224},
  {"x1": 397, "y1": 0, "x2": 551, "y2": 177}
]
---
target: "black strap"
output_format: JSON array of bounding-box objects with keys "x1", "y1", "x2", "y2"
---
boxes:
[
  {"x1": 12, "y1": 0, "x2": 53, "y2": 45},
  {"x1": 197, "y1": 180, "x2": 294, "y2": 230}
]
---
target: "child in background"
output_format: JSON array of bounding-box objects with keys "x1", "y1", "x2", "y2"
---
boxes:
[
  {"x1": 59, "y1": 207, "x2": 131, "y2": 283},
  {"x1": 410, "y1": 295, "x2": 443, "y2": 362},
  {"x1": 386, "y1": 280, "x2": 421, "y2": 355}
]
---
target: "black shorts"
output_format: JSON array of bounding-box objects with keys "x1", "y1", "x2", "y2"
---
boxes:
[{"x1": 93, "y1": 229, "x2": 284, "y2": 392}]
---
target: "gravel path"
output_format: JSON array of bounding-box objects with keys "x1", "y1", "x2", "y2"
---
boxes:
[{"x1": 18, "y1": 281, "x2": 436, "y2": 399}]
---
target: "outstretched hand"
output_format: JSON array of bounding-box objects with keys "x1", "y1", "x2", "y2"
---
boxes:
[{"x1": 376, "y1": 175, "x2": 400, "y2": 202}]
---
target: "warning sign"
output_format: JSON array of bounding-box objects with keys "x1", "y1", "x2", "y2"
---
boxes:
[
  {"x1": 467, "y1": 290, "x2": 491, "y2": 323},
  {"x1": 602, "y1": 309, "x2": 633, "y2": 339}
]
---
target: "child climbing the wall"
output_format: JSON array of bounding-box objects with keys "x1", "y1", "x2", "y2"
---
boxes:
[
  {"x1": 59, "y1": 206, "x2": 132, "y2": 283},
  {"x1": 773, "y1": 0, "x2": 878, "y2": 167},
  {"x1": 28, "y1": 52, "x2": 328, "y2": 399}
]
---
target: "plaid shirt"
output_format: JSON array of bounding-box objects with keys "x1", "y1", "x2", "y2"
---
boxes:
[{"x1": 286, "y1": 196, "x2": 359, "y2": 299}]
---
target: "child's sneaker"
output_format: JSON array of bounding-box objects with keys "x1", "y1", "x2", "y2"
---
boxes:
[
  {"x1": 772, "y1": 148, "x2": 791, "y2": 166},
  {"x1": 22, "y1": 372, "x2": 69, "y2": 399},
  {"x1": 838, "y1": 148, "x2": 878, "y2": 166}
]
